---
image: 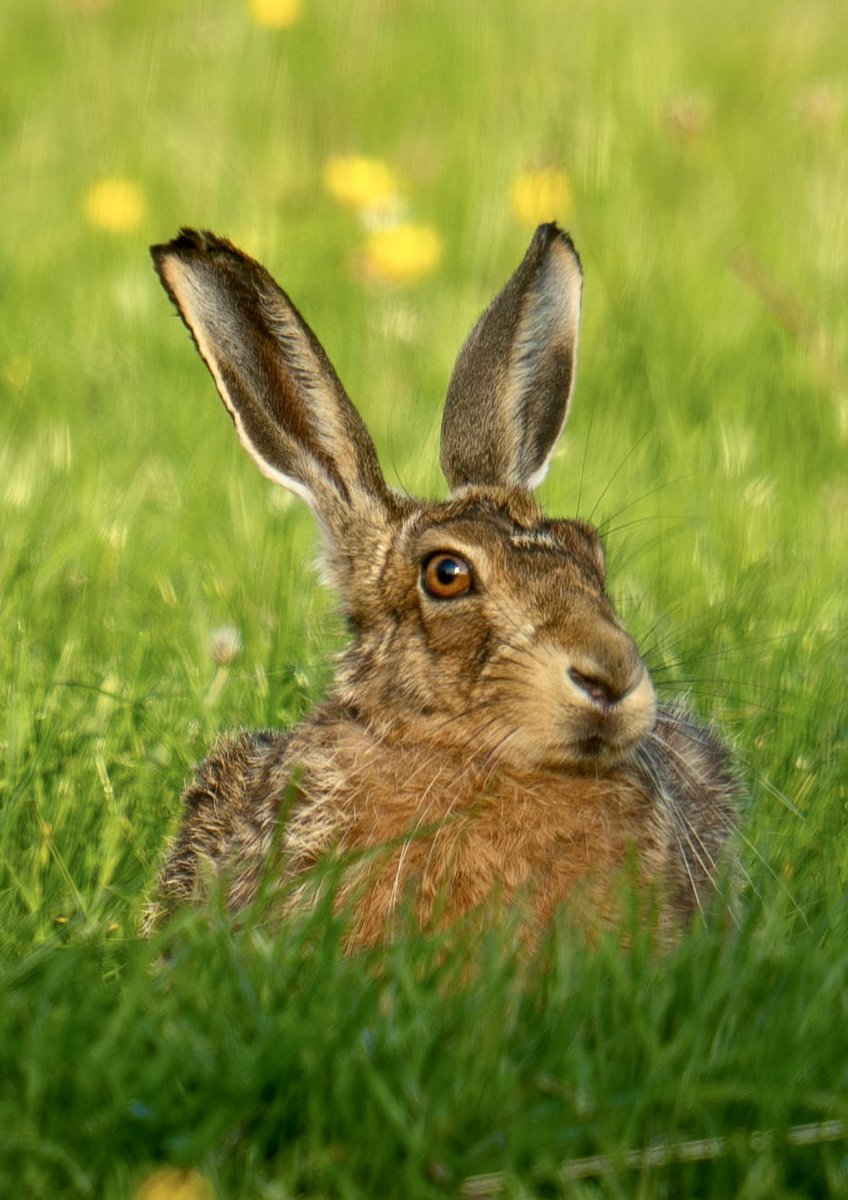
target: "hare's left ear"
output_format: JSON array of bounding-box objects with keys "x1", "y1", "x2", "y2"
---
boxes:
[
  {"x1": 151, "y1": 230, "x2": 392, "y2": 534},
  {"x1": 440, "y1": 223, "x2": 582, "y2": 492}
]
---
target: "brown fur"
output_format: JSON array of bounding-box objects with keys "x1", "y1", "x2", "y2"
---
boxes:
[
  {"x1": 141, "y1": 703, "x2": 736, "y2": 945},
  {"x1": 142, "y1": 224, "x2": 739, "y2": 944}
]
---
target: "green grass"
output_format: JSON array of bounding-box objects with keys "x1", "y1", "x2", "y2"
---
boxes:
[{"x1": 1, "y1": 0, "x2": 846, "y2": 1196}]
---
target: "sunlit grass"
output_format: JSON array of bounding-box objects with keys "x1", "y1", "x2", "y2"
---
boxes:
[{"x1": 0, "y1": 0, "x2": 846, "y2": 1196}]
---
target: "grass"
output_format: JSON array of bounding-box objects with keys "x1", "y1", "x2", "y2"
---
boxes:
[{"x1": 1, "y1": 0, "x2": 846, "y2": 1195}]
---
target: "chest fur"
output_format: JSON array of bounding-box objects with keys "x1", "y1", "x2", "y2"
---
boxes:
[{"x1": 279, "y1": 730, "x2": 668, "y2": 946}]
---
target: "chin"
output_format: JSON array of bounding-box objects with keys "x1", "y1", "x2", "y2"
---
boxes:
[
  {"x1": 481, "y1": 711, "x2": 648, "y2": 774},
  {"x1": 536, "y1": 728, "x2": 645, "y2": 773}
]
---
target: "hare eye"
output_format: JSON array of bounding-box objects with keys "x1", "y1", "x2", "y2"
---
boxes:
[{"x1": 422, "y1": 552, "x2": 473, "y2": 599}]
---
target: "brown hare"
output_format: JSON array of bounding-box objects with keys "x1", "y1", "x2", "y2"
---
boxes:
[{"x1": 143, "y1": 223, "x2": 738, "y2": 945}]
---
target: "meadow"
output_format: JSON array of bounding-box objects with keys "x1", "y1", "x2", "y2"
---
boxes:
[{"x1": 1, "y1": 0, "x2": 846, "y2": 1195}]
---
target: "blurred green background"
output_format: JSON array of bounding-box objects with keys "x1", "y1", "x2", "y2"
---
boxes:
[{"x1": 1, "y1": 1, "x2": 846, "y2": 1196}]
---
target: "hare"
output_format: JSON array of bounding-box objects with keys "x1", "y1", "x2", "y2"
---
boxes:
[{"x1": 143, "y1": 223, "x2": 738, "y2": 945}]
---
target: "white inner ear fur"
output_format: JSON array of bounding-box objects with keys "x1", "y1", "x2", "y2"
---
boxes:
[
  {"x1": 524, "y1": 457, "x2": 555, "y2": 492},
  {"x1": 502, "y1": 243, "x2": 582, "y2": 489}
]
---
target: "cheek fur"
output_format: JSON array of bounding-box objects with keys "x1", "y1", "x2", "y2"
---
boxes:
[{"x1": 419, "y1": 604, "x2": 493, "y2": 684}]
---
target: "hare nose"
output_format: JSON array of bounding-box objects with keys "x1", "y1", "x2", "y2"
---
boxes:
[
  {"x1": 568, "y1": 663, "x2": 641, "y2": 710},
  {"x1": 568, "y1": 666, "x2": 616, "y2": 709}
]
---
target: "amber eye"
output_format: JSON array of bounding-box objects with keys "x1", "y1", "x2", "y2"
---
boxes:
[{"x1": 422, "y1": 552, "x2": 473, "y2": 599}]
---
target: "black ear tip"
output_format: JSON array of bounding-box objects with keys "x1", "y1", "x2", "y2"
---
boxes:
[
  {"x1": 149, "y1": 228, "x2": 239, "y2": 268},
  {"x1": 150, "y1": 228, "x2": 200, "y2": 258},
  {"x1": 532, "y1": 222, "x2": 581, "y2": 266}
]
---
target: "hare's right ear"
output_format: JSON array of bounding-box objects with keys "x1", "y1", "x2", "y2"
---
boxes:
[
  {"x1": 440, "y1": 223, "x2": 583, "y2": 492},
  {"x1": 151, "y1": 230, "x2": 392, "y2": 533}
]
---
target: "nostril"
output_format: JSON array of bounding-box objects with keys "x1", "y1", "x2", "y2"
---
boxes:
[{"x1": 568, "y1": 666, "x2": 616, "y2": 709}]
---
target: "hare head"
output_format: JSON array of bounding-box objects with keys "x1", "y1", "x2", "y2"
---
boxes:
[{"x1": 152, "y1": 224, "x2": 656, "y2": 776}]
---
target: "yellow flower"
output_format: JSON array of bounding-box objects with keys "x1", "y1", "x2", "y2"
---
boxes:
[
  {"x1": 134, "y1": 1167, "x2": 214, "y2": 1200},
  {"x1": 360, "y1": 223, "x2": 443, "y2": 285},
  {"x1": 82, "y1": 178, "x2": 146, "y2": 234},
  {"x1": 510, "y1": 167, "x2": 573, "y2": 227},
  {"x1": 323, "y1": 155, "x2": 398, "y2": 212},
  {"x1": 248, "y1": 0, "x2": 300, "y2": 27}
]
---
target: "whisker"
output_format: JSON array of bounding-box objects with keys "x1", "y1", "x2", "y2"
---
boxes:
[
  {"x1": 586, "y1": 428, "x2": 654, "y2": 524},
  {"x1": 647, "y1": 727, "x2": 808, "y2": 926},
  {"x1": 574, "y1": 406, "x2": 595, "y2": 521},
  {"x1": 596, "y1": 475, "x2": 689, "y2": 531},
  {"x1": 601, "y1": 513, "x2": 689, "y2": 540}
]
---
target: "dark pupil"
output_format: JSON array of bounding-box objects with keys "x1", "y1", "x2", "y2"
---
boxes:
[{"x1": 436, "y1": 558, "x2": 462, "y2": 585}]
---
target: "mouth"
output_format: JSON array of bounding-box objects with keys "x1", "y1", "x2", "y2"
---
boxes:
[
  {"x1": 552, "y1": 709, "x2": 650, "y2": 770},
  {"x1": 534, "y1": 728, "x2": 630, "y2": 772}
]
